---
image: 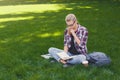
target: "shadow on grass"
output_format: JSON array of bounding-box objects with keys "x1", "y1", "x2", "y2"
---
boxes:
[
  {"x1": 0, "y1": 0, "x2": 95, "y2": 6},
  {"x1": 0, "y1": 0, "x2": 120, "y2": 6}
]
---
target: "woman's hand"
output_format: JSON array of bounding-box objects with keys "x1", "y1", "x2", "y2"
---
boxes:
[
  {"x1": 67, "y1": 27, "x2": 75, "y2": 35},
  {"x1": 59, "y1": 59, "x2": 67, "y2": 64},
  {"x1": 70, "y1": 29, "x2": 75, "y2": 36}
]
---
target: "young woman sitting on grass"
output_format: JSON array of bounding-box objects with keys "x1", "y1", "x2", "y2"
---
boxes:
[{"x1": 48, "y1": 13, "x2": 88, "y2": 67}]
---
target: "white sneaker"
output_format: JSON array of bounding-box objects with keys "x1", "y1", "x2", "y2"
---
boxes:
[{"x1": 41, "y1": 53, "x2": 53, "y2": 59}]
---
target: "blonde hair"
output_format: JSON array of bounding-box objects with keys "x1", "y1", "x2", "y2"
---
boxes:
[{"x1": 65, "y1": 14, "x2": 77, "y2": 22}]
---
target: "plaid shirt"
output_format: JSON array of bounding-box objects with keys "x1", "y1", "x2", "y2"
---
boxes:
[{"x1": 64, "y1": 24, "x2": 88, "y2": 55}]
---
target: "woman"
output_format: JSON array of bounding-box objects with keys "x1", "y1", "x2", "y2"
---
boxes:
[{"x1": 48, "y1": 13, "x2": 88, "y2": 67}]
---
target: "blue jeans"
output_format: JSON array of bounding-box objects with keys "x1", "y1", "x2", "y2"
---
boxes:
[{"x1": 48, "y1": 47, "x2": 87, "y2": 64}]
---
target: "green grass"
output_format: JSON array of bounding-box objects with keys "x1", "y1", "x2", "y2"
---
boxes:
[{"x1": 0, "y1": 0, "x2": 120, "y2": 80}]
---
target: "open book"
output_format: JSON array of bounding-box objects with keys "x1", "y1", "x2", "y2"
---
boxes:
[{"x1": 56, "y1": 52, "x2": 73, "y2": 60}]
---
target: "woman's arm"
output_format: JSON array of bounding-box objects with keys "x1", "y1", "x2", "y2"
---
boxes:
[
  {"x1": 64, "y1": 45, "x2": 68, "y2": 53},
  {"x1": 70, "y1": 29, "x2": 80, "y2": 45}
]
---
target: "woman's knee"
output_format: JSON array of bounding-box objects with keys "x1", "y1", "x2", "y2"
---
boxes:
[
  {"x1": 73, "y1": 55, "x2": 86, "y2": 62},
  {"x1": 48, "y1": 47, "x2": 54, "y2": 53},
  {"x1": 77, "y1": 55, "x2": 86, "y2": 62}
]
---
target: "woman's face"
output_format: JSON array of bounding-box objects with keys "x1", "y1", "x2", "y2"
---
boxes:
[{"x1": 66, "y1": 20, "x2": 77, "y2": 29}]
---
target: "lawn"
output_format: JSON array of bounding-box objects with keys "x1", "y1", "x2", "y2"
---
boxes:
[{"x1": 0, "y1": 0, "x2": 120, "y2": 80}]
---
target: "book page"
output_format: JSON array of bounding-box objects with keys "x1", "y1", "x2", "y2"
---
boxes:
[{"x1": 56, "y1": 52, "x2": 72, "y2": 60}]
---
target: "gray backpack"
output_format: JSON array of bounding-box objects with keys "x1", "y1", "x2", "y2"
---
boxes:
[{"x1": 86, "y1": 52, "x2": 111, "y2": 66}]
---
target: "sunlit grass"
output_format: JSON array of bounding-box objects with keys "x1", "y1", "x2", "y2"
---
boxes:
[
  {"x1": 37, "y1": 32, "x2": 62, "y2": 38},
  {"x1": 0, "y1": 16, "x2": 34, "y2": 22},
  {"x1": 65, "y1": 5, "x2": 92, "y2": 10},
  {"x1": 77, "y1": 6, "x2": 92, "y2": 9},
  {"x1": 0, "y1": 25, "x2": 5, "y2": 28},
  {"x1": 0, "y1": 4, "x2": 65, "y2": 15},
  {"x1": 0, "y1": 31, "x2": 62, "y2": 44},
  {"x1": 0, "y1": 39, "x2": 9, "y2": 43}
]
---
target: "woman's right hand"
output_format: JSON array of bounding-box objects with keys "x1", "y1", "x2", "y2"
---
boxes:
[
  {"x1": 67, "y1": 27, "x2": 72, "y2": 35},
  {"x1": 59, "y1": 59, "x2": 67, "y2": 64}
]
